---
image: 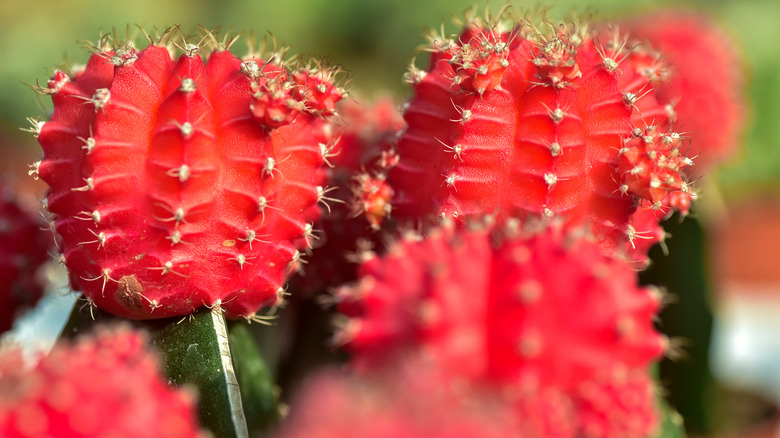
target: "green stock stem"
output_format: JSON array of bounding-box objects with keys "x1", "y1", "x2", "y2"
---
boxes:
[
  {"x1": 654, "y1": 365, "x2": 687, "y2": 438},
  {"x1": 641, "y1": 214, "x2": 716, "y2": 435},
  {"x1": 228, "y1": 321, "x2": 284, "y2": 435},
  {"x1": 60, "y1": 300, "x2": 281, "y2": 438}
]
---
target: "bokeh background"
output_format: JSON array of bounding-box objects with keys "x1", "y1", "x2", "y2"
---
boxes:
[
  {"x1": 2, "y1": 0, "x2": 779, "y2": 196},
  {"x1": 1, "y1": 0, "x2": 779, "y2": 436}
]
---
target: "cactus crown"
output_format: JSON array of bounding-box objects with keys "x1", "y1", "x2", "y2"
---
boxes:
[
  {"x1": 385, "y1": 8, "x2": 694, "y2": 266},
  {"x1": 33, "y1": 26, "x2": 346, "y2": 320}
]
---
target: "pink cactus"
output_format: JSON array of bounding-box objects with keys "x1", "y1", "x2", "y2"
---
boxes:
[
  {"x1": 0, "y1": 325, "x2": 206, "y2": 438},
  {"x1": 385, "y1": 12, "x2": 694, "y2": 266},
  {"x1": 336, "y1": 221, "x2": 665, "y2": 437},
  {"x1": 32, "y1": 32, "x2": 344, "y2": 319},
  {"x1": 0, "y1": 190, "x2": 50, "y2": 333}
]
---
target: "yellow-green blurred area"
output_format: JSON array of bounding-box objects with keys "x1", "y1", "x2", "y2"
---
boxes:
[{"x1": 1, "y1": 0, "x2": 777, "y2": 196}]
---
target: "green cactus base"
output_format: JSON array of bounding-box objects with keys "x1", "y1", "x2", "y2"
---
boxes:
[{"x1": 60, "y1": 300, "x2": 282, "y2": 438}]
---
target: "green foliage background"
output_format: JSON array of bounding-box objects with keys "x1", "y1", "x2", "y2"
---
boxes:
[{"x1": 2, "y1": 0, "x2": 777, "y2": 199}]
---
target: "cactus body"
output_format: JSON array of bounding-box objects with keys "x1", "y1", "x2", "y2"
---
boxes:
[
  {"x1": 273, "y1": 365, "x2": 518, "y2": 438},
  {"x1": 0, "y1": 191, "x2": 50, "y2": 333},
  {"x1": 388, "y1": 16, "x2": 693, "y2": 265},
  {"x1": 291, "y1": 98, "x2": 404, "y2": 295},
  {"x1": 336, "y1": 222, "x2": 665, "y2": 437},
  {"x1": 0, "y1": 325, "x2": 205, "y2": 438},
  {"x1": 336, "y1": 98, "x2": 403, "y2": 229},
  {"x1": 34, "y1": 35, "x2": 343, "y2": 319}
]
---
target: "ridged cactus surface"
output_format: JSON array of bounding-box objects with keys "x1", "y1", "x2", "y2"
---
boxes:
[
  {"x1": 33, "y1": 33, "x2": 343, "y2": 319},
  {"x1": 336, "y1": 221, "x2": 665, "y2": 437},
  {"x1": 385, "y1": 13, "x2": 694, "y2": 265}
]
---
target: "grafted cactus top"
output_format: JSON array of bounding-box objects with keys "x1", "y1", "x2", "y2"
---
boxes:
[
  {"x1": 336, "y1": 222, "x2": 666, "y2": 438},
  {"x1": 387, "y1": 15, "x2": 694, "y2": 264},
  {"x1": 34, "y1": 34, "x2": 343, "y2": 319}
]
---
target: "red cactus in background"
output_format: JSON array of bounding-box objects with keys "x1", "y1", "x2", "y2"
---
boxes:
[
  {"x1": 0, "y1": 190, "x2": 50, "y2": 334},
  {"x1": 0, "y1": 325, "x2": 206, "y2": 438},
  {"x1": 31, "y1": 31, "x2": 344, "y2": 319},
  {"x1": 326, "y1": 97, "x2": 403, "y2": 231},
  {"x1": 273, "y1": 363, "x2": 519, "y2": 438},
  {"x1": 290, "y1": 97, "x2": 404, "y2": 295},
  {"x1": 385, "y1": 11, "x2": 695, "y2": 266},
  {"x1": 624, "y1": 8, "x2": 745, "y2": 174},
  {"x1": 335, "y1": 221, "x2": 665, "y2": 437}
]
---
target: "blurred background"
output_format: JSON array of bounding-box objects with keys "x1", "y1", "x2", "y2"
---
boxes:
[
  {"x1": 2, "y1": 0, "x2": 779, "y2": 195},
  {"x1": 1, "y1": 0, "x2": 779, "y2": 436}
]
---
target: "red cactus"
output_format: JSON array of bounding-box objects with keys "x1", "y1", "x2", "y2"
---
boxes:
[
  {"x1": 31, "y1": 31, "x2": 344, "y2": 319},
  {"x1": 0, "y1": 325, "x2": 206, "y2": 438},
  {"x1": 0, "y1": 190, "x2": 50, "y2": 333},
  {"x1": 329, "y1": 97, "x2": 403, "y2": 230},
  {"x1": 387, "y1": 12, "x2": 694, "y2": 266},
  {"x1": 624, "y1": 8, "x2": 745, "y2": 174},
  {"x1": 289, "y1": 97, "x2": 404, "y2": 295},
  {"x1": 335, "y1": 221, "x2": 666, "y2": 437},
  {"x1": 272, "y1": 363, "x2": 519, "y2": 438}
]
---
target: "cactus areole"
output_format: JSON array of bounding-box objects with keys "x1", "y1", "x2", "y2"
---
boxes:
[
  {"x1": 389, "y1": 14, "x2": 694, "y2": 264},
  {"x1": 33, "y1": 33, "x2": 344, "y2": 319}
]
